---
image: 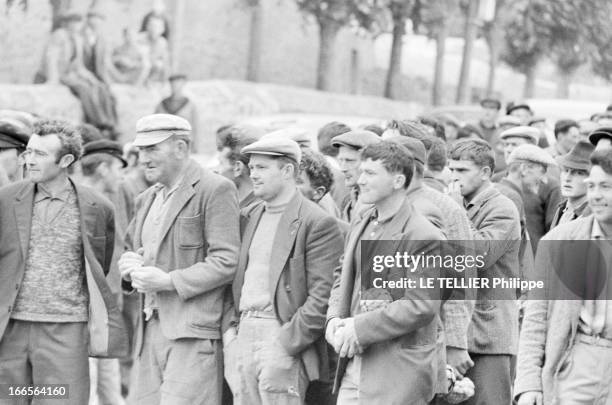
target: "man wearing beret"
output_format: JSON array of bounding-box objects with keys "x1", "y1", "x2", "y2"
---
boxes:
[
  {"x1": 226, "y1": 137, "x2": 344, "y2": 404},
  {"x1": 118, "y1": 114, "x2": 240, "y2": 405},
  {"x1": 74, "y1": 139, "x2": 128, "y2": 405},
  {"x1": 0, "y1": 119, "x2": 128, "y2": 405},
  {"x1": 155, "y1": 74, "x2": 199, "y2": 151},
  {"x1": 550, "y1": 141, "x2": 594, "y2": 228},
  {"x1": 0, "y1": 118, "x2": 30, "y2": 186},
  {"x1": 331, "y1": 129, "x2": 381, "y2": 223}
]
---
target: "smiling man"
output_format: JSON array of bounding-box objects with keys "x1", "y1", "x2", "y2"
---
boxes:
[
  {"x1": 447, "y1": 139, "x2": 521, "y2": 405},
  {"x1": 0, "y1": 119, "x2": 127, "y2": 405},
  {"x1": 118, "y1": 114, "x2": 240, "y2": 405},
  {"x1": 227, "y1": 136, "x2": 343, "y2": 405}
]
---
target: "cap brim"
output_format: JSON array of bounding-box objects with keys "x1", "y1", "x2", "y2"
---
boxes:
[
  {"x1": 588, "y1": 133, "x2": 612, "y2": 146},
  {"x1": 331, "y1": 140, "x2": 359, "y2": 149},
  {"x1": 133, "y1": 132, "x2": 175, "y2": 147},
  {"x1": 241, "y1": 150, "x2": 284, "y2": 157},
  {"x1": 556, "y1": 157, "x2": 589, "y2": 171}
]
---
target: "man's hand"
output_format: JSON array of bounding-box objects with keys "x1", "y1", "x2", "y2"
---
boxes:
[
  {"x1": 334, "y1": 318, "x2": 362, "y2": 359},
  {"x1": 446, "y1": 347, "x2": 474, "y2": 376},
  {"x1": 130, "y1": 266, "x2": 174, "y2": 293},
  {"x1": 326, "y1": 318, "x2": 343, "y2": 346},
  {"x1": 446, "y1": 180, "x2": 464, "y2": 205},
  {"x1": 118, "y1": 250, "x2": 144, "y2": 281},
  {"x1": 517, "y1": 391, "x2": 543, "y2": 405}
]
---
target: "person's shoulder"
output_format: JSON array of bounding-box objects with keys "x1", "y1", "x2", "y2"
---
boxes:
[
  {"x1": 0, "y1": 180, "x2": 29, "y2": 201},
  {"x1": 75, "y1": 183, "x2": 114, "y2": 210},
  {"x1": 195, "y1": 164, "x2": 235, "y2": 192},
  {"x1": 543, "y1": 215, "x2": 593, "y2": 241}
]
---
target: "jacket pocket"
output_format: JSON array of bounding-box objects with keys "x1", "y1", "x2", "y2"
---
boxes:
[{"x1": 177, "y1": 215, "x2": 204, "y2": 249}]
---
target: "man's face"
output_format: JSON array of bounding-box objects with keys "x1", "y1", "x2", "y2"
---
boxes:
[
  {"x1": 482, "y1": 107, "x2": 498, "y2": 123},
  {"x1": 503, "y1": 136, "x2": 530, "y2": 163},
  {"x1": 0, "y1": 148, "x2": 20, "y2": 178},
  {"x1": 558, "y1": 126, "x2": 581, "y2": 152},
  {"x1": 510, "y1": 108, "x2": 532, "y2": 125},
  {"x1": 138, "y1": 137, "x2": 180, "y2": 185},
  {"x1": 560, "y1": 166, "x2": 589, "y2": 199},
  {"x1": 448, "y1": 159, "x2": 487, "y2": 200},
  {"x1": 337, "y1": 145, "x2": 361, "y2": 188},
  {"x1": 248, "y1": 155, "x2": 286, "y2": 202},
  {"x1": 519, "y1": 162, "x2": 546, "y2": 192},
  {"x1": 357, "y1": 158, "x2": 405, "y2": 205},
  {"x1": 586, "y1": 165, "x2": 612, "y2": 224},
  {"x1": 23, "y1": 134, "x2": 68, "y2": 184},
  {"x1": 99, "y1": 157, "x2": 125, "y2": 194},
  {"x1": 595, "y1": 138, "x2": 612, "y2": 151}
]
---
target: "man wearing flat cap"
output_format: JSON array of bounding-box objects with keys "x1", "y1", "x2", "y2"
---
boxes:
[
  {"x1": 0, "y1": 118, "x2": 30, "y2": 186},
  {"x1": 550, "y1": 141, "x2": 594, "y2": 228},
  {"x1": 73, "y1": 139, "x2": 128, "y2": 405},
  {"x1": 225, "y1": 137, "x2": 344, "y2": 404},
  {"x1": 331, "y1": 129, "x2": 381, "y2": 223},
  {"x1": 118, "y1": 113, "x2": 240, "y2": 405},
  {"x1": 588, "y1": 127, "x2": 612, "y2": 151},
  {"x1": 155, "y1": 74, "x2": 199, "y2": 151},
  {"x1": 507, "y1": 103, "x2": 533, "y2": 125}
]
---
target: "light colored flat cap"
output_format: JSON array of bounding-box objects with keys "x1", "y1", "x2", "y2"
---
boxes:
[
  {"x1": 507, "y1": 144, "x2": 556, "y2": 166},
  {"x1": 331, "y1": 129, "x2": 381, "y2": 150},
  {"x1": 262, "y1": 127, "x2": 311, "y2": 147},
  {"x1": 241, "y1": 136, "x2": 301, "y2": 163},
  {"x1": 134, "y1": 114, "x2": 192, "y2": 147},
  {"x1": 499, "y1": 126, "x2": 539, "y2": 145}
]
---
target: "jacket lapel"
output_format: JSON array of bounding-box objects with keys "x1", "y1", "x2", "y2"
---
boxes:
[
  {"x1": 13, "y1": 182, "x2": 35, "y2": 259},
  {"x1": 269, "y1": 192, "x2": 302, "y2": 294}
]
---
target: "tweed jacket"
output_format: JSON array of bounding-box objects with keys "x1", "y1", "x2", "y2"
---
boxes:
[
  {"x1": 232, "y1": 191, "x2": 344, "y2": 382},
  {"x1": 0, "y1": 180, "x2": 128, "y2": 358},
  {"x1": 514, "y1": 215, "x2": 607, "y2": 404},
  {"x1": 123, "y1": 159, "x2": 240, "y2": 355},
  {"x1": 465, "y1": 184, "x2": 521, "y2": 355},
  {"x1": 327, "y1": 199, "x2": 446, "y2": 404}
]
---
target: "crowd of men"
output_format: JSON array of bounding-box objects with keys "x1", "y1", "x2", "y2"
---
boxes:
[{"x1": 0, "y1": 97, "x2": 611, "y2": 405}]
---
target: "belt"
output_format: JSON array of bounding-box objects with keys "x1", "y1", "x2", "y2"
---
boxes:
[
  {"x1": 240, "y1": 309, "x2": 276, "y2": 320},
  {"x1": 576, "y1": 331, "x2": 612, "y2": 348}
]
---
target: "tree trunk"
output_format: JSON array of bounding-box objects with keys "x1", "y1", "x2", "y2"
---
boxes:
[
  {"x1": 384, "y1": 15, "x2": 406, "y2": 99},
  {"x1": 456, "y1": 0, "x2": 479, "y2": 104},
  {"x1": 50, "y1": 0, "x2": 72, "y2": 31},
  {"x1": 246, "y1": 0, "x2": 263, "y2": 82},
  {"x1": 523, "y1": 64, "x2": 537, "y2": 98},
  {"x1": 485, "y1": 35, "x2": 499, "y2": 96},
  {"x1": 432, "y1": 22, "x2": 448, "y2": 106},
  {"x1": 317, "y1": 20, "x2": 341, "y2": 91},
  {"x1": 556, "y1": 69, "x2": 573, "y2": 98}
]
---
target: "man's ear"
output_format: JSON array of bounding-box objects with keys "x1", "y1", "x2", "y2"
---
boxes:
[
  {"x1": 233, "y1": 160, "x2": 245, "y2": 178},
  {"x1": 393, "y1": 173, "x2": 407, "y2": 190},
  {"x1": 313, "y1": 186, "x2": 327, "y2": 202},
  {"x1": 174, "y1": 139, "x2": 190, "y2": 157},
  {"x1": 480, "y1": 165, "x2": 492, "y2": 180},
  {"x1": 58, "y1": 154, "x2": 75, "y2": 169}
]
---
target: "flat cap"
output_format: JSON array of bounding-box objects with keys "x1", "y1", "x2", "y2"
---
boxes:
[
  {"x1": 385, "y1": 135, "x2": 426, "y2": 165},
  {"x1": 498, "y1": 115, "x2": 522, "y2": 128},
  {"x1": 332, "y1": 129, "x2": 381, "y2": 150},
  {"x1": 83, "y1": 139, "x2": 127, "y2": 167},
  {"x1": 588, "y1": 127, "x2": 612, "y2": 146},
  {"x1": 554, "y1": 119, "x2": 578, "y2": 135},
  {"x1": 262, "y1": 127, "x2": 311, "y2": 148},
  {"x1": 500, "y1": 126, "x2": 540, "y2": 145},
  {"x1": 480, "y1": 98, "x2": 501, "y2": 110},
  {"x1": 507, "y1": 103, "x2": 532, "y2": 115},
  {"x1": 134, "y1": 114, "x2": 191, "y2": 147},
  {"x1": 556, "y1": 140, "x2": 594, "y2": 171},
  {"x1": 0, "y1": 118, "x2": 30, "y2": 150},
  {"x1": 241, "y1": 136, "x2": 301, "y2": 163},
  {"x1": 507, "y1": 144, "x2": 556, "y2": 167}
]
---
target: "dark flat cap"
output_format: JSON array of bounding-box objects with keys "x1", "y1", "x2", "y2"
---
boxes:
[
  {"x1": 0, "y1": 118, "x2": 30, "y2": 150},
  {"x1": 331, "y1": 130, "x2": 381, "y2": 150},
  {"x1": 554, "y1": 119, "x2": 578, "y2": 136},
  {"x1": 480, "y1": 98, "x2": 501, "y2": 110},
  {"x1": 241, "y1": 136, "x2": 301, "y2": 163},
  {"x1": 556, "y1": 140, "x2": 594, "y2": 171},
  {"x1": 83, "y1": 139, "x2": 127, "y2": 167},
  {"x1": 385, "y1": 135, "x2": 426, "y2": 165},
  {"x1": 588, "y1": 127, "x2": 612, "y2": 146},
  {"x1": 507, "y1": 103, "x2": 532, "y2": 115},
  {"x1": 134, "y1": 114, "x2": 191, "y2": 146}
]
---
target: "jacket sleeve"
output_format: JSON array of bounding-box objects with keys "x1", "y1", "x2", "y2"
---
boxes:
[
  {"x1": 169, "y1": 179, "x2": 240, "y2": 300},
  {"x1": 101, "y1": 202, "x2": 116, "y2": 277},
  {"x1": 278, "y1": 215, "x2": 344, "y2": 355}
]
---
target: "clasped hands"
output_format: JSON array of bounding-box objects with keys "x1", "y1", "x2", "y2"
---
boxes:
[
  {"x1": 118, "y1": 249, "x2": 174, "y2": 293},
  {"x1": 325, "y1": 317, "x2": 362, "y2": 359}
]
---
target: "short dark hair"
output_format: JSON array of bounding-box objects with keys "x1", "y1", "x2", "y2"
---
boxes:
[
  {"x1": 299, "y1": 149, "x2": 334, "y2": 193},
  {"x1": 317, "y1": 121, "x2": 351, "y2": 157},
  {"x1": 554, "y1": 119, "x2": 579, "y2": 139},
  {"x1": 418, "y1": 116, "x2": 446, "y2": 141},
  {"x1": 75, "y1": 123, "x2": 103, "y2": 144},
  {"x1": 590, "y1": 149, "x2": 612, "y2": 175},
  {"x1": 219, "y1": 125, "x2": 261, "y2": 169},
  {"x1": 361, "y1": 141, "x2": 414, "y2": 189},
  {"x1": 448, "y1": 138, "x2": 495, "y2": 172},
  {"x1": 33, "y1": 119, "x2": 83, "y2": 165},
  {"x1": 427, "y1": 137, "x2": 447, "y2": 172}
]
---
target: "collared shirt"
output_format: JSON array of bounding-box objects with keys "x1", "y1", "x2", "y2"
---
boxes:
[
  {"x1": 579, "y1": 219, "x2": 612, "y2": 338},
  {"x1": 141, "y1": 176, "x2": 184, "y2": 320},
  {"x1": 558, "y1": 196, "x2": 589, "y2": 225},
  {"x1": 34, "y1": 180, "x2": 74, "y2": 224}
]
